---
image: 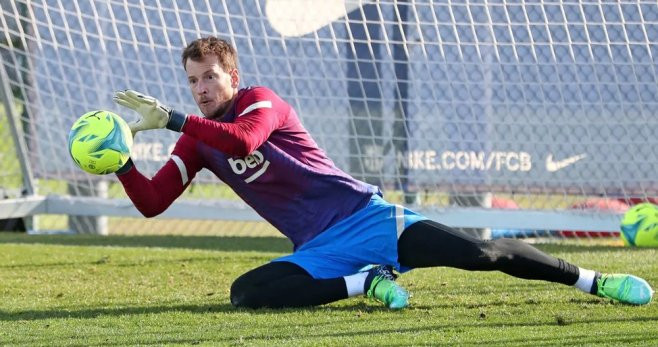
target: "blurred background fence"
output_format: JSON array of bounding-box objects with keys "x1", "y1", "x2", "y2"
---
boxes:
[{"x1": 1, "y1": 0, "x2": 657, "y2": 240}]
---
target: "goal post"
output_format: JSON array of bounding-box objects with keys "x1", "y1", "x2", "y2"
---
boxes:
[{"x1": 1, "y1": 0, "x2": 657, "y2": 238}]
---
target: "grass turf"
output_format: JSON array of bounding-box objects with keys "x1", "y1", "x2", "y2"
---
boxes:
[{"x1": 0, "y1": 234, "x2": 656, "y2": 346}]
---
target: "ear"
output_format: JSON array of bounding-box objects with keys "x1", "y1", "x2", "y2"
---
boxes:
[{"x1": 230, "y1": 69, "x2": 240, "y2": 88}]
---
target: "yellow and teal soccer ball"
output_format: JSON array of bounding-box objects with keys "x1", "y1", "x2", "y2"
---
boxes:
[
  {"x1": 620, "y1": 202, "x2": 658, "y2": 247},
  {"x1": 68, "y1": 110, "x2": 132, "y2": 175}
]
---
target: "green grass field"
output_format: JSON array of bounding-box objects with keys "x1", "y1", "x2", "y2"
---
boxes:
[{"x1": 0, "y1": 234, "x2": 656, "y2": 346}]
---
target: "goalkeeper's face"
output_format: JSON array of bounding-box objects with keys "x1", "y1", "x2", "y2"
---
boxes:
[{"x1": 186, "y1": 55, "x2": 239, "y2": 119}]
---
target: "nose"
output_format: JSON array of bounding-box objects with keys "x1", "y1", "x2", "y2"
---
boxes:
[{"x1": 194, "y1": 81, "x2": 208, "y2": 95}]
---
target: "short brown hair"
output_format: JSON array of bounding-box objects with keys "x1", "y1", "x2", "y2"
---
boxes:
[{"x1": 181, "y1": 36, "x2": 238, "y2": 71}]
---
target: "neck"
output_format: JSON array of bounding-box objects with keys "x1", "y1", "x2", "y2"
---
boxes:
[{"x1": 208, "y1": 93, "x2": 238, "y2": 120}]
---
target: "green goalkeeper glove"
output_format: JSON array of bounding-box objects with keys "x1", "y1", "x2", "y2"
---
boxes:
[{"x1": 113, "y1": 90, "x2": 187, "y2": 134}]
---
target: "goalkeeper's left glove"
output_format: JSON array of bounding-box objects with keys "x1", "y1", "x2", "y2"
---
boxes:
[{"x1": 113, "y1": 90, "x2": 186, "y2": 135}]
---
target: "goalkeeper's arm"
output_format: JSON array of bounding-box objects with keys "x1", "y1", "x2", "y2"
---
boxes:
[
  {"x1": 114, "y1": 88, "x2": 287, "y2": 157},
  {"x1": 116, "y1": 134, "x2": 204, "y2": 217}
]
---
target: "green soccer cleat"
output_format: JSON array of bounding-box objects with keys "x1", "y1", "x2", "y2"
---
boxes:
[
  {"x1": 596, "y1": 274, "x2": 654, "y2": 305},
  {"x1": 363, "y1": 265, "x2": 409, "y2": 309}
]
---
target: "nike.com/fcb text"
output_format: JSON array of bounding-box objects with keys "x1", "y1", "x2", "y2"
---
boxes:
[
  {"x1": 396, "y1": 150, "x2": 532, "y2": 172},
  {"x1": 363, "y1": 150, "x2": 586, "y2": 173}
]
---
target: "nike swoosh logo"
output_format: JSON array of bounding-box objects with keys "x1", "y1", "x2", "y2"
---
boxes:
[
  {"x1": 266, "y1": 0, "x2": 372, "y2": 37},
  {"x1": 545, "y1": 154, "x2": 587, "y2": 172}
]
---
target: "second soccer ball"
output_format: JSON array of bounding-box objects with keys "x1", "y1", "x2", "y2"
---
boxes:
[{"x1": 620, "y1": 202, "x2": 658, "y2": 247}]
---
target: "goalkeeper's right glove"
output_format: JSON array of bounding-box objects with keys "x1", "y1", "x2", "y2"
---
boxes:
[{"x1": 113, "y1": 90, "x2": 186, "y2": 135}]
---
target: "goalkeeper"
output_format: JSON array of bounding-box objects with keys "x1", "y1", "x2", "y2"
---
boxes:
[{"x1": 113, "y1": 36, "x2": 653, "y2": 309}]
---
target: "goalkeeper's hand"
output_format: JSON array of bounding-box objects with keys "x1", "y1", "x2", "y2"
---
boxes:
[{"x1": 113, "y1": 90, "x2": 186, "y2": 135}]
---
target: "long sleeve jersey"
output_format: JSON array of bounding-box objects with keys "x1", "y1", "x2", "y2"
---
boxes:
[{"x1": 118, "y1": 86, "x2": 379, "y2": 249}]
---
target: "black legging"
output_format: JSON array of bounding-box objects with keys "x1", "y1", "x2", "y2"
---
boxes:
[
  {"x1": 230, "y1": 261, "x2": 346, "y2": 308},
  {"x1": 230, "y1": 220, "x2": 580, "y2": 308},
  {"x1": 398, "y1": 220, "x2": 580, "y2": 284}
]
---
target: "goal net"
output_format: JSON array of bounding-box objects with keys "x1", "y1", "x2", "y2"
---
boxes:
[{"x1": 1, "y1": 0, "x2": 657, "y2": 238}]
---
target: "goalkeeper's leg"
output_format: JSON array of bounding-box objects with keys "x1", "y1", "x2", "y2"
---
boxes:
[
  {"x1": 230, "y1": 261, "x2": 347, "y2": 309},
  {"x1": 397, "y1": 220, "x2": 653, "y2": 305},
  {"x1": 231, "y1": 261, "x2": 408, "y2": 309}
]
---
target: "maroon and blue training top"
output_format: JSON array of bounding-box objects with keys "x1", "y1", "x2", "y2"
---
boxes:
[{"x1": 118, "y1": 86, "x2": 379, "y2": 248}]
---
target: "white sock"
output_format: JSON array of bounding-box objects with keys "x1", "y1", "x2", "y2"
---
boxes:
[
  {"x1": 574, "y1": 268, "x2": 596, "y2": 294},
  {"x1": 343, "y1": 272, "x2": 369, "y2": 297}
]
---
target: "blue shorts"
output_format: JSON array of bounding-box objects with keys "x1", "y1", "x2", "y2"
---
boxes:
[{"x1": 273, "y1": 194, "x2": 427, "y2": 279}]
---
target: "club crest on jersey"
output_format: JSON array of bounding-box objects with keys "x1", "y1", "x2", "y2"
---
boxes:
[{"x1": 228, "y1": 150, "x2": 270, "y2": 183}]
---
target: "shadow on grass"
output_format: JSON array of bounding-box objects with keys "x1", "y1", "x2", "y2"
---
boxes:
[
  {"x1": 0, "y1": 233, "x2": 292, "y2": 253},
  {"x1": 0, "y1": 303, "x2": 236, "y2": 321},
  {"x1": 0, "y1": 301, "x2": 403, "y2": 322}
]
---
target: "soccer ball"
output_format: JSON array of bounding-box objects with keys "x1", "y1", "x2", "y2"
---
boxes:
[
  {"x1": 620, "y1": 202, "x2": 658, "y2": 247},
  {"x1": 68, "y1": 110, "x2": 132, "y2": 175}
]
